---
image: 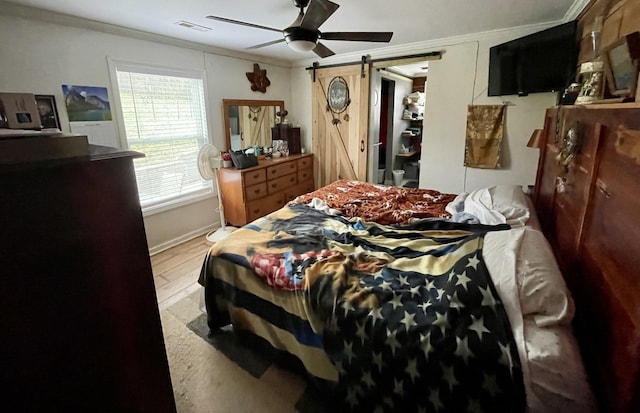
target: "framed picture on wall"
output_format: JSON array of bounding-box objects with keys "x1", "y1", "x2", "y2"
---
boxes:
[
  {"x1": 602, "y1": 32, "x2": 640, "y2": 99},
  {"x1": 34, "y1": 94, "x2": 61, "y2": 130}
]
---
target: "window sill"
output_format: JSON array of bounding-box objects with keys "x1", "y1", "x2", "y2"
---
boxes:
[{"x1": 141, "y1": 190, "x2": 214, "y2": 218}]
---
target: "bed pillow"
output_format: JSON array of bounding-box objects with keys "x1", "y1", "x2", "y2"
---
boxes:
[
  {"x1": 457, "y1": 185, "x2": 531, "y2": 226},
  {"x1": 459, "y1": 188, "x2": 507, "y2": 225},
  {"x1": 488, "y1": 185, "x2": 530, "y2": 226},
  {"x1": 517, "y1": 227, "x2": 574, "y2": 326}
]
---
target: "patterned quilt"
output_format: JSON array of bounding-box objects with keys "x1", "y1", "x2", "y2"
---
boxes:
[
  {"x1": 290, "y1": 180, "x2": 456, "y2": 225},
  {"x1": 199, "y1": 204, "x2": 524, "y2": 412}
]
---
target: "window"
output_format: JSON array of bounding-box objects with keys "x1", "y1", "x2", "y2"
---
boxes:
[{"x1": 111, "y1": 61, "x2": 211, "y2": 211}]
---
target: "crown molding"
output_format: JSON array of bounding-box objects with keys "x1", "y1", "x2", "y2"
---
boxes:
[
  {"x1": 564, "y1": 0, "x2": 591, "y2": 21},
  {"x1": 0, "y1": 1, "x2": 293, "y2": 68},
  {"x1": 0, "y1": 0, "x2": 589, "y2": 71},
  {"x1": 291, "y1": 0, "x2": 590, "y2": 68},
  {"x1": 292, "y1": 20, "x2": 561, "y2": 68}
]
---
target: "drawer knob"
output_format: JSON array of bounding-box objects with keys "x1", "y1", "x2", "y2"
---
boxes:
[
  {"x1": 252, "y1": 209, "x2": 260, "y2": 214},
  {"x1": 254, "y1": 189, "x2": 260, "y2": 194},
  {"x1": 253, "y1": 174, "x2": 259, "y2": 179}
]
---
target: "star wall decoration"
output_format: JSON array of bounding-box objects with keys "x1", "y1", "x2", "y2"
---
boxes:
[{"x1": 245, "y1": 63, "x2": 271, "y2": 93}]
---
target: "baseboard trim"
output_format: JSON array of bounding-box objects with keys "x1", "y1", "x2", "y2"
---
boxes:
[{"x1": 148, "y1": 224, "x2": 215, "y2": 256}]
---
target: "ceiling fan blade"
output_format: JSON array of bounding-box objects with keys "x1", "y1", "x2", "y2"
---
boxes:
[
  {"x1": 206, "y1": 15, "x2": 282, "y2": 33},
  {"x1": 313, "y1": 42, "x2": 335, "y2": 58},
  {"x1": 246, "y1": 38, "x2": 286, "y2": 50},
  {"x1": 320, "y1": 32, "x2": 393, "y2": 42},
  {"x1": 300, "y1": 0, "x2": 339, "y2": 31}
]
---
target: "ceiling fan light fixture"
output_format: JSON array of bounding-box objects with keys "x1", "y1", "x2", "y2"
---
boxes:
[
  {"x1": 284, "y1": 27, "x2": 318, "y2": 52},
  {"x1": 287, "y1": 39, "x2": 317, "y2": 52}
]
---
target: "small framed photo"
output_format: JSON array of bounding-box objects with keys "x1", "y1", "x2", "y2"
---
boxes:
[
  {"x1": 602, "y1": 32, "x2": 640, "y2": 99},
  {"x1": 0, "y1": 93, "x2": 42, "y2": 129},
  {"x1": 34, "y1": 95, "x2": 61, "y2": 130}
]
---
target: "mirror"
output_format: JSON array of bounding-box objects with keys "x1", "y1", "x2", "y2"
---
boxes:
[{"x1": 223, "y1": 99, "x2": 285, "y2": 151}]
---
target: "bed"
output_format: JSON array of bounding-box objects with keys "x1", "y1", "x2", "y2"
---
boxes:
[{"x1": 198, "y1": 179, "x2": 597, "y2": 412}]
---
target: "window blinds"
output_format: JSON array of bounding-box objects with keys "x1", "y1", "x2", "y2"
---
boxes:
[{"x1": 114, "y1": 66, "x2": 210, "y2": 209}]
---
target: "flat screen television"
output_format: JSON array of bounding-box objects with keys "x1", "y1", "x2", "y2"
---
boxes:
[{"x1": 488, "y1": 21, "x2": 578, "y2": 96}]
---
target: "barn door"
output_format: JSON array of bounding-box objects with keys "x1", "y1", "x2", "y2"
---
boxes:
[{"x1": 311, "y1": 64, "x2": 370, "y2": 187}]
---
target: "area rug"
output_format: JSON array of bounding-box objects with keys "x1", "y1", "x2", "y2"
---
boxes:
[{"x1": 160, "y1": 289, "x2": 334, "y2": 413}]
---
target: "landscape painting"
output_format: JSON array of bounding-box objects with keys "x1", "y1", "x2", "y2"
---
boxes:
[{"x1": 61, "y1": 85, "x2": 112, "y2": 122}]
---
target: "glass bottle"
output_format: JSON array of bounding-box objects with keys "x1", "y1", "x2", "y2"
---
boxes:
[{"x1": 590, "y1": 16, "x2": 603, "y2": 61}]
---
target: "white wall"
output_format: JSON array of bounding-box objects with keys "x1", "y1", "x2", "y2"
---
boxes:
[
  {"x1": 290, "y1": 26, "x2": 560, "y2": 195},
  {"x1": 420, "y1": 33, "x2": 558, "y2": 194},
  {"x1": 289, "y1": 68, "x2": 313, "y2": 153},
  {"x1": 1, "y1": 6, "x2": 569, "y2": 251},
  {"x1": 0, "y1": 13, "x2": 293, "y2": 253}
]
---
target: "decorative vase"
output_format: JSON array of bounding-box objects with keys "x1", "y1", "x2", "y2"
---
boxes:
[{"x1": 222, "y1": 160, "x2": 232, "y2": 168}]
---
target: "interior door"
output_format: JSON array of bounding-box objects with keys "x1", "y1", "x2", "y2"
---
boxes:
[{"x1": 311, "y1": 64, "x2": 370, "y2": 187}]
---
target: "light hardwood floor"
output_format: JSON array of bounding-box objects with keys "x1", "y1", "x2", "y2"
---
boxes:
[{"x1": 150, "y1": 235, "x2": 213, "y2": 310}]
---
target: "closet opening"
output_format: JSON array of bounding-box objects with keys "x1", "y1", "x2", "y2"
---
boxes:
[{"x1": 368, "y1": 60, "x2": 428, "y2": 187}]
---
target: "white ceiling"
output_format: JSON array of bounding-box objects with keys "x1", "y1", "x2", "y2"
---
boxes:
[{"x1": 4, "y1": 0, "x2": 585, "y2": 64}]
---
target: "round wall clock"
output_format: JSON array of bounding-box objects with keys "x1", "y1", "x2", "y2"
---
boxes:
[{"x1": 327, "y1": 76, "x2": 350, "y2": 114}]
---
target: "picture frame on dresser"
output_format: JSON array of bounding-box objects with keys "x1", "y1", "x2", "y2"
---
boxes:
[
  {"x1": 34, "y1": 94, "x2": 61, "y2": 130},
  {"x1": 602, "y1": 32, "x2": 640, "y2": 99}
]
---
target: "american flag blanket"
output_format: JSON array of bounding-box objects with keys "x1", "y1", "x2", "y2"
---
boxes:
[{"x1": 199, "y1": 204, "x2": 525, "y2": 412}]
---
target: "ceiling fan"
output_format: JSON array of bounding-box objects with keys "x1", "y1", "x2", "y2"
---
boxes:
[{"x1": 206, "y1": 0, "x2": 393, "y2": 58}]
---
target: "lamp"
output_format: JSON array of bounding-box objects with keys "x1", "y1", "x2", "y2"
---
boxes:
[{"x1": 527, "y1": 129, "x2": 544, "y2": 149}]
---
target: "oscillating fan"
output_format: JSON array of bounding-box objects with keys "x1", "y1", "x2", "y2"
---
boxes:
[{"x1": 197, "y1": 143, "x2": 237, "y2": 242}]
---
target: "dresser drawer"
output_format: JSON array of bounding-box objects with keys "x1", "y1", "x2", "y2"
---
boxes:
[
  {"x1": 297, "y1": 167, "x2": 313, "y2": 183},
  {"x1": 246, "y1": 192, "x2": 286, "y2": 222},
  {"x1": 297, "y1": 156, "x2": 312, "y2": 170},
  {"x1": 243, "y1": 169, "x2": 266, "y2": 186},
  {"x1": 266, "y1": 160, "x2": 297, "y2": 179},
  {"x1": 267, "y1": 173, "x2": 297, "y2": 194},
  {"x1": 286, "y1": 181, "x2": 316, "y2": 202},
  {"x1": 244, "y1": 182, "x2": 268, "y2": 202}
]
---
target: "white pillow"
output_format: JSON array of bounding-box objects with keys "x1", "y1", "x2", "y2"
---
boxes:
[
  {"x1": 461, "y1": 188, "x2": 507, "y2": 225},
  {"x1": 488, "y1": 185, "x2": 530, "y2": 226},
  {"x1": 516, "y1": 227, "x2": 574, "y2": 326},
  {"x1": 457, "y1": 185, "x2": 531, "y2": 226}
]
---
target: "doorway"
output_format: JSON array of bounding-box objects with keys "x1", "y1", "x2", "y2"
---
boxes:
[
  {"x1": 368, "y1": 61, "x2": 428, "y2": 187},
  {"x1": 377, "y1": 78, "x2": 393, "y2": 184}
]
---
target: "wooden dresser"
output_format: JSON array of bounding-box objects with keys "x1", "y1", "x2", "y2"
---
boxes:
[
  {"x1": 0, "y1": 145, "x2": 176, "y2": 412},
  {"x1": 219, "y1": 153, "x2": 315, "y2": 226}
]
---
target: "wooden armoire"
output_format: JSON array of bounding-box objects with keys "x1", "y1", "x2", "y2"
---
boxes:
[{"x1": 0, "y1": 144, "x2": 176, "y2": 413}]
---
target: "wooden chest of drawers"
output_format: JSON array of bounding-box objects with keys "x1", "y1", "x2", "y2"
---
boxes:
[{"x1": 218, "y1": 153, "x2": 315, "y2": 226}]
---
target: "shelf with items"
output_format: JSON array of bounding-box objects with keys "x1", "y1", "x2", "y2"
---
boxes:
[
  {"x1": 401, "y1": 91, "x2": 424, "y2": 153},
  {"x1": 396, "y1": 151, "x2": 418, "y2": 158},
  {"x1": 402, "y1": 91, "x2": 425, "y2": 121}
]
